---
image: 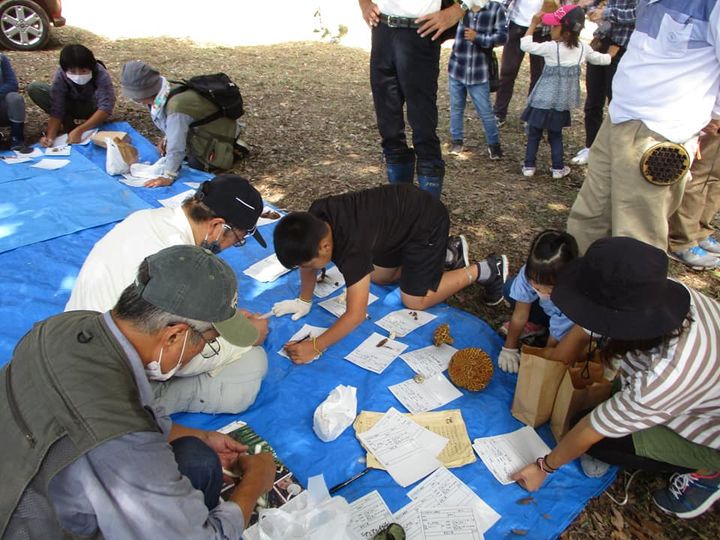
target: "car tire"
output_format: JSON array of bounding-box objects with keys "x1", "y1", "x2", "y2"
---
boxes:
[{"x1": 0, "y1": 0, "x2": 50, "y2": 51}]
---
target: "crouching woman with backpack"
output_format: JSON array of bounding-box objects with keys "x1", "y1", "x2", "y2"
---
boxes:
[{"x1": 120, "y1": 61, "x2": 244, "y2": 188}]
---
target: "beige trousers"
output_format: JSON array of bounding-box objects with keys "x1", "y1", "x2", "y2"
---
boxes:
[
  {"x1": 567, "y1": 118, "x2": 696, "y2": 254},
  {"x1": 668, "y1": 132, "x2": 720, "y2": 252}
]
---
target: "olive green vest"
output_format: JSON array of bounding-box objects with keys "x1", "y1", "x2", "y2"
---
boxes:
[
  {"x1": 166, "y1": 86, "x2": 238, "y2": 171},
  {"x1": 0, "y1": 311, "x2": 160, "y2": 536}
]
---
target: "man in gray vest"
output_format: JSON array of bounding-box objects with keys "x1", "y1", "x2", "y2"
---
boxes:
[
  {"x1": 1, "y1": 245, "x2": 275, "y2": 539},
  {"x1": 121, "y1": 60, "x2": 241, "y2": 187}
]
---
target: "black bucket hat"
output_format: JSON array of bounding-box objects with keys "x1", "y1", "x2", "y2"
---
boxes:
[{"x1": 551, "y1": 237, "x2": 690, "y2": 340}]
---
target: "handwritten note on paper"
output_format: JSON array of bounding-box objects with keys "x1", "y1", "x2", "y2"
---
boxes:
[
  {"x1": 400, "y1": 344, "x2": 458, "y2": 379},
  {"x1": 158, "y1": 189, "x2": 195, "y2": 208},
  {"x1": 389, "y1": 373, "x2": 463, "y2": 414},
  {"x1": 419, "y1": 507, "x2": 486, "y2": 540},
  {"x1": 277, "y1": 324, "x2": 328, "y2": 359},
  {"x1": 243, "y1": 253, "x2": 293, "y2": 283},
  {"x1": 349, "y1": 490, "x2": 393, "y2": 540},
  {"x1": 52, "y1": 129, "x2": 97, "y2": 147},
  {"x1": 45, "y1": 144, "x2": 71, "y2": 156},
  {"x1": 31, "y1": 158, "x2": 70, "y2": 170},
  {"x1": 319, "y1": 291, "x2": 378, "y2": 318},
  {"x1": 354, "y1": 410, "x2": 476, "y2": 469},
  {"x1": 314, "y1": 266, "x2": 345, "y2": 298},
  {"x1": 472, "y1": 426, "x2": 552, "y2": 485},
  {"x1": 393, "y1": 499, "x2": 425, "y2": 540},
  {"x1": 407, "y1": 467, "x2": 500, "y2": 534},
  {"x1": 1, "y1": 155, "x2": 33, "y2": 165},
  {"x1": 375, "y1": 309, "x2": 437, "y2": 338},
  {"x1": 345, "y1": 332, "x2": 409, "y2": 374},
  {"x1": 15, "y1": 147, "x2": 43, "y2": 158},
  {"x1": 356, "y1": 408, "x2": 448, "y2": 487}
]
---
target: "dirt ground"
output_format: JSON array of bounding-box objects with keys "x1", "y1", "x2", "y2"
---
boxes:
[{"x1": 8, "y1": 25, "x2": 719, "y2": 539}]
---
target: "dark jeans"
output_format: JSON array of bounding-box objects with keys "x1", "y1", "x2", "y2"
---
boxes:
[
  {"x1": 370, "y1": 22, "x2": 442, "y2": 166},
  {"x1": 171, "y1": 436, "x2": 223, "y2": 509},
  {"x1": 525, "y1": 125, "x2": 564, "y2": 169},
  {"x1": 494, "y1": 22, "x2": 548, "y2": 121},
  {"x1": 583, "y1": 41, "x2": 626, "y2": 148}
]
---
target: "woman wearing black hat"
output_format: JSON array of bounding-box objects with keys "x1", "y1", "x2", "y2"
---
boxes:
[{"x1": 512, "y1": 237, "x2": 720, "y2": 519}]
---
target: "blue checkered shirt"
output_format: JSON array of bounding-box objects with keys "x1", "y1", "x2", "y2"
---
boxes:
[
  {"x1": 448, "y1": 2, "x2": 508, "y2": 85},
  {"x1": 593, "y1": 0, "x2": 636, "y2": 48}
]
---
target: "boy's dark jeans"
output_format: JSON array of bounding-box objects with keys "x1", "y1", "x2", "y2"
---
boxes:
[
  {"x1": 494, "y1": 22, "x2": 547, "y2": 121},
  {"x1": 525, "y1": 125, "x2": 564, "y2": 170},
  {"x1": 370, "y1": 22, "x2": 442, "y2": 167}
]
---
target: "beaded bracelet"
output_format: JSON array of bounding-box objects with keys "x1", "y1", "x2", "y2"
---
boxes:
[
  {"x1": 312, "y1": 337, "x2": 324, "y2": 358},
  {"x1": 536, "y1": 455, "x2": 556, "y2": 474}
]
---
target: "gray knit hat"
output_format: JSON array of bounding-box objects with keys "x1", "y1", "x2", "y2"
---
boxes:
[{"x1": 121, "y1": 60, "x2": 162, "y2": 100}]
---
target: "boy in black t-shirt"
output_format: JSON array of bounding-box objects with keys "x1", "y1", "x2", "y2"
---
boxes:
[{"x1": 271, "y1": 184, "x2": 508, "y2": 363}]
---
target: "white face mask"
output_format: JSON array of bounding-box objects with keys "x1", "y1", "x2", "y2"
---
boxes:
[
  {"x1": 145, "y1": 330, "x2": 189, "y2": 381},
  {"x1": 67, "y1": 72, "x2": 93, "y2": 85}
]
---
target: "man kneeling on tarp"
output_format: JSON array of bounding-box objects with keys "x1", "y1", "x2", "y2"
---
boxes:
[{"x1": 1, "y1": 245, "x2": 275, "y2": 539}]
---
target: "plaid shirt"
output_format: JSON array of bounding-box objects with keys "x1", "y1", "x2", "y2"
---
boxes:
[
  {"x1": 448, "y1": 2, "x2": 508, "y2": 85},
  {"x1": 593, "y1": 0, "x2": 636, "y2": 48}
]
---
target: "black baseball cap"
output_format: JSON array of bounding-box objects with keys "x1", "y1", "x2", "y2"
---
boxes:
[
  {"x1": 138, "y1": 245, "x2": 259, "y2": 346},
  {"x1": 197, "y1": 174, "x2": 267, "y2": 248}
]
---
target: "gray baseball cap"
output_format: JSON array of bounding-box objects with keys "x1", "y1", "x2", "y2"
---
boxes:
[
  {"x1": 138, "y1": 245, "x2": 258, "y2": 346},
  {"x1": 121, "y1": 60, "x2": 162, "y2": 101}
]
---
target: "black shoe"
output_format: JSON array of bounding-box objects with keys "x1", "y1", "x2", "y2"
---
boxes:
[
  {"x1": 445, "y1": 235, "x2": 469, "y2": 270},
  {"x1": 480, "y1": 254, "x2": 508, "y2": 306},
  {"x1": 488, "y1": 143, "x2": 503, "y2": 160},
  {"x1": 495, "y1": 115, "x2": 506, "y2": 128}
]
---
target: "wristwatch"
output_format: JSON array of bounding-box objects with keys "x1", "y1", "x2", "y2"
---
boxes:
[{"x1": 453, "y1": 0, "x2": 471, "y2": 12}]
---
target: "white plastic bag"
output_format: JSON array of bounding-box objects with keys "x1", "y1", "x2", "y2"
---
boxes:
[
  {"x1": 105, "y1": 137, "x2": 130, "y2": 175},
  {"x1": 255, "y1": 475, "x2": 353, "y2": 540},
  {"x1": 313, "y1": 385, "x2": 357, "y2": 442}
]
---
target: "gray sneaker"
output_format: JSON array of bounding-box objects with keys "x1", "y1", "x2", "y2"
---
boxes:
[
  {"x1": 669, "y1": 246, "x2": 720, "y2": 270},
  {"x1": 448, "y1": 141, "x2": 464, "y2": 155},
  {"x1": 699, "y1": 235, "x2": 720, "y2": 255},
  {"x1": 445, "y1": 235, "x2": 469, "y2": 270},
  {"x1": 580, "y1": 454, "x2": 611, "y2": 478},
  {"x1": 479, "y1": 254, "x2": 508, "y2": 306}
]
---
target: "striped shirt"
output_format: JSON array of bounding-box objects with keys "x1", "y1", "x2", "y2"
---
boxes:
[{"x1": 590, "y1": 287, "x2": 720, "y2": 450}]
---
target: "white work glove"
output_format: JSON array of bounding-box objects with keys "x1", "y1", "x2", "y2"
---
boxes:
[
  {"x1": 498, "y1": 347, "x2": 521, "y2": 374},
  {"x1": 272, "y1": 298, "x2": 312, "y2": 321}
]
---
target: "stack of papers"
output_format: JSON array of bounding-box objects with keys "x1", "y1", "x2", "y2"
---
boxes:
[
  {"x1": 400, "y1": 343, "x2": 458, "y2": 379},
  {"x1": 389, "y1": 372, "x2": 463, "y2": 414},
  {"x1": 472, "y1": 426, "x2": 551, "y2": 485},
  {"x1": 375, "y1": 309, "x2": 437, "y2": 337},
  {"x1": 344, "y1": 332, "x2": 408, "y2": 374},
  {"x1": 243, "y1": 254, "x2": 293, "y2": 282},
  {"x1": 356, "y1": 408, "x2": 448, "y2": 487}
]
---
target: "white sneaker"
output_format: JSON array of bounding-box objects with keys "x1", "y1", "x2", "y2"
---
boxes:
[
  {"x1": 552, "y1": 166, "x2": 571, "y2": 179},
  {"x1": 522, "y1": 166, "x2": 536, "y2": 177},
  {"x1": 571, "y1": 147, "x2": 590, "y2": 165}
]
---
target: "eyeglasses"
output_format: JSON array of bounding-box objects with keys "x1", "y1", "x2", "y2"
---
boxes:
[
  {"x1": 223, "y1": 224, "x2": 252, "y2": 248},
  {"x1": 192, "y1": 327, "x2": 221, "y2": 358}
]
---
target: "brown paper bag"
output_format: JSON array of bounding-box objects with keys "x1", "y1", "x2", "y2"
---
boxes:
[
  {"x1": 511, "y1": 346, "x2": 568, "y2": 427},
  {"x1": 115, "y1": 139, "x2": 139, "y2": 165},
  {"x1": 91, "y1": 131, "x2": 129, "y2": 148},
  {"x1": 550, "y1": 358, "x2": 612, "y2": 441}
]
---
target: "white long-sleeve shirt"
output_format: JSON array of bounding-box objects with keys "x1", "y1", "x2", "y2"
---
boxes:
[{"x1": 520, "y1": 36, "x2": 612, "y2": 67}]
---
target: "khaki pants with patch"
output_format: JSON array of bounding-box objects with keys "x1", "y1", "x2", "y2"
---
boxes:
[
  {"x1": 567, "y1": 118, "x2": 696, "y2": 254},
  {"x1": 668, "y1": 131, "x2": 720, "y2": 252}
]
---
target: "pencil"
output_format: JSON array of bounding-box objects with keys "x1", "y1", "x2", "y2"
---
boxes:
[{"x1": 329, "y1": 468, "x2": 370, "y2": 494}]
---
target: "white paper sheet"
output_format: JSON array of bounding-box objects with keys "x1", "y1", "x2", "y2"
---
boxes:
[
  {"x1": 393, "y1": 499, "x2": 425, "y2": 540},
  {"x1": 400, "y1": 344, "x2": 459, "y2": 379},
  {"x1": 158, "y1": 189, "x2": 195, "y2": 208},
  {"x1": 31, "y1": 159, "x2": 70, "y2": 170},
  {"x1": 119, "y1": 174, "x2": 148, "y2": 187},
  {"x1": 472, "y1": 426, "x2": 552, "y2": 485},
  {"x1": 389, "y1": 373, "x2": 463, "y2": 414},
  {"x1": 319, "y1": 291, "x2": 378, "y2": 318},
  {"x1": 1, "y1": 155, "x2": 33, "y2": 164},
  {"x1": 419, "y1": 507, "x2": 486, "y2": 540},
  {"x1": 257, "y1": 206, "x2": 283, "y2": 227},
  {"x1": 356, "y1": 407, "x2": 447, "y2": 487},
  {"x1": 52, "y1": 128, "x2": 97, "y2": 147},
  {"x1": 243, "y1": 253, "x2": 293, "y2": 283},
  {"x1": 375, "y1": 309, "x2": 437, "y2": 337},
  {"x1": 349, "y1": 490, "x2": 393, "y2": 540},
  {"x1": 183, "y1": 181, "x2": 201, "y2": 189},
  {"x1": 406, "y1": 467, "x2": 500, "y2": 533},
  {"x1": 44, "y1": 144, "x2": 71, "y2": 156},
  {"x1": 15, "y1": 147, "x2": 43, "y2": 158},
  {"x1": 314, "y1": 266, "x2": 345, "y2": 298},
  {"x1": 277, "y1": 324, "x2": 328, "y2": 359},
  {"x1": 344, "y1": 332, "x2": 408, "y2": 374}
]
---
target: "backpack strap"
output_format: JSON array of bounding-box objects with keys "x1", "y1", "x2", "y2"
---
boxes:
[{"x1": 165, "y1": 79, "x2": 226, "y2": 129}]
